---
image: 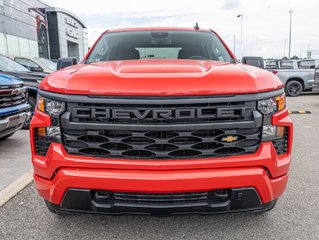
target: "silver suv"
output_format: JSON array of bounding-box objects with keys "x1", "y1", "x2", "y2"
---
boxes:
[{"x1": 265, "y1": 59, "x2": 316, "y2": 96}]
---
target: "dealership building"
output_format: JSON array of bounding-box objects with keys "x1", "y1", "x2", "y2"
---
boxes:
[{"x1": 0, "y1": 0, "x2": 88, "y2": 60}]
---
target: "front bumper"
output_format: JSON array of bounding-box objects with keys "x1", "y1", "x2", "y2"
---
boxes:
[
  {"x1": 312, "y1": 82, "x2": 319, "y2": 92},
  {"x1": 33, "y1": 141, "x2": 291, "y2": 214},
  {"x1": 0, "y1": 104, "x2": 31, "y2": 138},
  {"x1": 31, "y1": 107, "x2": 293, "y2": 214},
  {"x1": 45, "y1": 187, "x2": 278, "y2": 215}
]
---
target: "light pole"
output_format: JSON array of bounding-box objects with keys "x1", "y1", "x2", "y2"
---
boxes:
[
  {"x1": 237, "y1": 14, "x2": 243, "y2": 59},
  {"x1": 233, "y1": 35, "x2": 236, "y2": 54},
  {"x1": 284, "y1": 40, "x2": 286, "y2": 58},
  {"x1": 288, "y1": 10, "x2": 293, "y2": 59}
]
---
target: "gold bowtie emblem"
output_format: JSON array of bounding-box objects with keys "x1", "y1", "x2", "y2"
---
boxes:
[{"x1": 221, "y1": 136, "x2": 238, "y2": 143}]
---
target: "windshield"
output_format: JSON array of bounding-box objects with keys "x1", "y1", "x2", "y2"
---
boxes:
[
  {"x1": 35, "y1": 57, "x2": 57, "y2": 71},
  {"x1": 87, "y1": 31, "x2": 232, "y2": 63},
  {"x1": 0, "y1": 55, "x2": 30, "y2": 72}
]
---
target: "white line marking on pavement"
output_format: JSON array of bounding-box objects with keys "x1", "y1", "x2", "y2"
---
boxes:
[{"x1": 0, "y1": 169, "x2": 33, "y2": 207}]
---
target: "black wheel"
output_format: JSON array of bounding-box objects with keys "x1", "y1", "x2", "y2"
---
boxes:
[
  {"x1": 285, "y1": 80, "x2": 303, "y2": 97},
  {"x1": 23, "y1": 95, "x2": 36, "y2": 129},
  {"x1": 45, "y1": 200, "x2": 72, "y2": 215},
  {"x1": 0, "y1": 133, "x2": 15, "y2": 141}
]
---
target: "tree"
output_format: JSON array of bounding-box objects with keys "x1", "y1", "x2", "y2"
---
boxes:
[{"x1": 291, "y1": 55, "x2": 299, "y2": 59}]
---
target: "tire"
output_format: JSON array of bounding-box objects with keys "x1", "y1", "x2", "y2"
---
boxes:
[
  {"x1": 45, "y1": 200, "x2": 72, "y2": 215},
  {"x1": 0, "y1": 133, "x2": 15, "y2": 141},
  {"x1": 22, "y1": 95, "x2": 36, "y2": 129},
  {"x1": 285, "y1": 80, "x2": 303, "y2": 97}
]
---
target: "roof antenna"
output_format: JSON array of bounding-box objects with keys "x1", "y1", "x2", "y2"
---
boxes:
[{"x1": 193, "y1": 22, "x2": 200, "y2": 30}]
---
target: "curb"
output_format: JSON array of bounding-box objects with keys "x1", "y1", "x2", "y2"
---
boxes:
[
  {"x1": 0, "y1": 169, "x2": 33, "y2": 207},
  {"x1": 288, "y1": 110, "x2": 311, "y2": 114}
]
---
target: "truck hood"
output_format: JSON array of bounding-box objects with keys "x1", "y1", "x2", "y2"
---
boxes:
[
  {"x1": 0, "y1": 74, "x2": 23, "y2": 86},
  {"x1": 40, "y1": 60, "x2": 283, "y2": 96},
  {"x1": 2, "y1": 71, "x2": 48, "y2": 81}
]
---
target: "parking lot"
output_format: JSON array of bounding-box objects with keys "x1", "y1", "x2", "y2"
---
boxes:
[{"x1": 0, "y1": 93, "x2": 318, "y2": 240}]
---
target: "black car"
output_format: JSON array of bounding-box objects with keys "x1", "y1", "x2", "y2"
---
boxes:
[{"x1": 0, "y1": 55, "x2": 48, "y2": 127}]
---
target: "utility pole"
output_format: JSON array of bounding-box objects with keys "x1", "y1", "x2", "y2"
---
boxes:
[
  {"x1": 233, "y1": 35, "x2": 236, "y2": 54},
  {"x1": 284, "y1": 40, "x2": 286, "y2": 58},
  {"x1": 237, "y1": 14, "x2": 243, "y2": 59},
  {"x1": 288, "y1": 10, "x2": 293, "y2": 59}
]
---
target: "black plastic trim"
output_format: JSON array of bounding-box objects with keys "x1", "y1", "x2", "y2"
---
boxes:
[
  {"x1": 46, "y1": 187, "x2": 277, "y2": 215},
  {"x1": 61, "y1": 111, "x2": 262, "y2": 131},
  {"x1": 39, "y1": 89, "x2": 285, "y2": 104}
]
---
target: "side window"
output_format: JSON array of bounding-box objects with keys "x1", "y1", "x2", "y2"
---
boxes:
[
  {"x1": 297, "y1": 60, "x2": 315, "y2": 69},
  {"x1": 280, "y1": 61, "x2": 294, "y2": 69},
  {"x1": 87, "y1": 40, "x2": 110, "y2": 63},
  {"x1": 265, "y1": 61, "x2": 277, "y2": 69},
  {"x1": 15, "y1": 58, "x2": 40, "y2": 70},
  {"x1": 246, "y1": 59, "x2": 262, "y2": 68}
]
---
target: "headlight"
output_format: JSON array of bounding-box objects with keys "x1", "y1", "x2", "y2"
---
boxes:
[
  {"x1": 257, "y1": 94, "x2": 286, "y2": 114},
  {"x1": 262, "y1": 125, "x2": 285, "y2": 141},
  {"x1": 258, "y1": 93, "x2": 288, "y2": 154},
  {"x1": 258, "y1": 94, "x2": 286, "y2": 141},
  {"x1": 37, "y1": 96, "x2": 65, "y2": 115},
  {"x1": 34, "y1": 96, "x2": 64, "y2": 156}
]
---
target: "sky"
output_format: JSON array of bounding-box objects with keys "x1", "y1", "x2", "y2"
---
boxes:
[{"x1": 45, "y1": 0, "x2": 319, "y2": 59}]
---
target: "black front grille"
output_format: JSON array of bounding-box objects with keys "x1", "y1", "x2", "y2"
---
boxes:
[
  {"x1": 93, "y1": 190, "x2": 230, "y2": 206},
  {"x1": 62, "y1": 128, "x2": 261, "y2": 159},
  {"x1": 0, "y1": 87, "x2": 27, "y2": 108},
  {"x1": 113, "y1": 192, "x2": 209, "y2": 205},
  {"x1": 60, "y1": 96, "x2": 262, "y2": 159}
]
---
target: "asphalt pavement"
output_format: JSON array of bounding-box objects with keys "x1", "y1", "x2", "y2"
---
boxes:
[
  {"x1": 0, "y1": 130, "x2": 31, "y2": 191},
  {"x1": 0, "y1": 92, "x2": 318, "y2": 240}
]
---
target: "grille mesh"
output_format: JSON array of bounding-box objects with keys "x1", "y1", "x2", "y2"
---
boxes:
[
  {"x1": 0, "y1": 88, "x2": 27, "y2": 108},
  {"x1": 62, "y1": 128, "x2": 261, "y2": 159}
]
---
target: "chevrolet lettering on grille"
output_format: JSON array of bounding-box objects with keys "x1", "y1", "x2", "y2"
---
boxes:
[{"x1": 71, "y1": 107, "x2": 251, "y2": 121}]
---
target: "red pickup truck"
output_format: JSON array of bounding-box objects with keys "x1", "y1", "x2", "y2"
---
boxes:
[{"x1": 30, "y1": 27, "x2": 293, "y2": 215}]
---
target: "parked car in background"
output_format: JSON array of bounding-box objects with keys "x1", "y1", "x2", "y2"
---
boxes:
[
  {"x1": 0, "y1": 74, "x2": 31, "y2": 140},
  {"x1": 313, "y1": 60, "x2": 319, "y2": 92},
  {"x1": 265, "y1": 59, "x2": 316, "y2": 96},
  {"x1": 13, "y1": 56, "x2": 57, "y2": 73},
  {"x1": 0, "y1": 54, "x2": 48, "y2": 127}
]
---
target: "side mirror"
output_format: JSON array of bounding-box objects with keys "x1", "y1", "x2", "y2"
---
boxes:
[
  {"x1": 57, "y1": 57, "x2": 78, "y2": 70},
  {"x1": 241, "y1": 56, "x2": 265, "y2": 69}
]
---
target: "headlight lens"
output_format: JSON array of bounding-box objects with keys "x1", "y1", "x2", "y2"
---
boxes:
[
  {"x1": 257, "y1": 94, "x2": 286, "y2": 114},
  {"x1": 262, "y1": 125, "x2": 286, "y2": 141},
  {"x1": 37, "y1": 96, "x2": 65, "y2": 115},
  {"x1": 258, "y1": 94, "x2": 288, "y2": 149},
  {"x1": 34, "y1": 96, "x2": 64, "y2": 156}
]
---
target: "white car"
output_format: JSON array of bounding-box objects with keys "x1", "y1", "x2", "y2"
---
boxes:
[{"x1": 13, "y1": 56, "x2": 57, "y2": 73}]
